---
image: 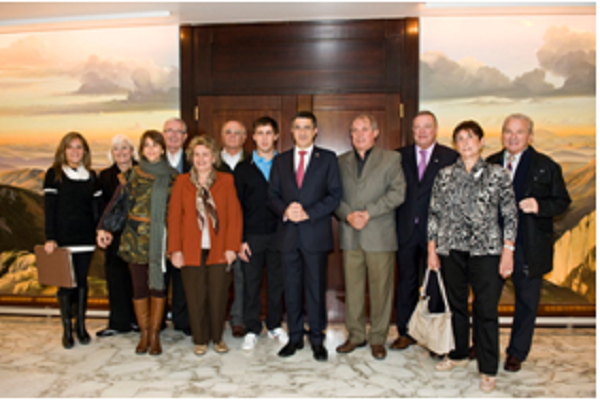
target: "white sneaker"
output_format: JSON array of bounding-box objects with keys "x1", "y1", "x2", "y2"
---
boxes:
[
  {"x1": 268, "y1": 327, "x2": 289, "y2": 345},
  {"x1": 242, "y1": 333, "x2": 257, "y2": 350},
  {"x1": 435, "y1": 356, "x2": 469, "y2": 371}
]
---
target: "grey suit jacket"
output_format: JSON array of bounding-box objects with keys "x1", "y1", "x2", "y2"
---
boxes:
[{"x1": 335, "y1": 146, "x2": 406, "y2": 252}]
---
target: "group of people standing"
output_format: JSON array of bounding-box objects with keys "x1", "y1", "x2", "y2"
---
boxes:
[{"x1": 43, "y1": 109, "x2": 570, "y2": 393}]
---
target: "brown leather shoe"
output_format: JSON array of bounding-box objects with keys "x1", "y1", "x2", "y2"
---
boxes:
[
  {"x1": 336, "y1": 339, "x2": 367, "y2": 354},
  {"x1": 371, "y1": 344, "x2": 387, "y2": 360},
  {"x1": 504, "y1": 354, "x2": 522, "y2": 372},
  {"x1": 232, "y1": 325, "x2": 245, "y2": 338},
  {"x1": 390, "y1": 336, "x2": 416, "y2": 350},
  {"x1": 468, "y1": 345, "x2": 477, "y2": 360}
]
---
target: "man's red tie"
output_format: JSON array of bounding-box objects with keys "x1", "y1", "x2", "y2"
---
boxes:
[{"x1": 296, "y1": 150, "x2": 307, "y2": 188}]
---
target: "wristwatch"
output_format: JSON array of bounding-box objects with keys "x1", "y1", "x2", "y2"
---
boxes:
[{"x1": 503, "y1": 244, "x2": 515, "y2": 252}]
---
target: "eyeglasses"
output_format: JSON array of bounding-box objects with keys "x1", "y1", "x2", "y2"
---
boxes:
[
  {"x1": 165, "y1": 128, "x2": 185, "y2": 134},
  {"x1": 224, "y1": 129, "x2": 243, "y2": 135}
]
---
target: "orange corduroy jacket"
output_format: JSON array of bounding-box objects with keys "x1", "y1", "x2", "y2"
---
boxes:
[{"x1": 167, "y1": 171, "x2": 242, "y2": 266}]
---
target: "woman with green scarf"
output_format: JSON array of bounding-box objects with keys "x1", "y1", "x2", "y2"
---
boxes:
[{"x1": 98, "y1": 130, "x2": 178, "y2": 356}]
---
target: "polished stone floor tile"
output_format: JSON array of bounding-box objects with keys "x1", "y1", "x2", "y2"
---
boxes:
[{"x1": 0, "y1": 316, "x2": 594, "y2": 397}]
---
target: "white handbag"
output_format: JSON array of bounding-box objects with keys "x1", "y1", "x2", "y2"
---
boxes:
[{"x1": 407, "y1": 268, "x2": 455, "y2": 355}]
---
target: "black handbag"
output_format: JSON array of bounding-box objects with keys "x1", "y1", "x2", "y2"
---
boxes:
[{"x1": 100, "y1": 171, "x2": 134, "y2": 233}]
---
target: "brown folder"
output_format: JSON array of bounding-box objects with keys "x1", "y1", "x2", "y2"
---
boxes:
[{"x1": 34, "y1": 245, "x2": 76, "y2": 288}]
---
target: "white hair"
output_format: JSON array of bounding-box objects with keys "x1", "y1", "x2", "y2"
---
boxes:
[{"x1": 107, "y1": 134, "x2": 138, "y2": 164}]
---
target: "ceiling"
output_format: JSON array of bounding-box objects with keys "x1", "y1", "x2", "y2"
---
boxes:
[{"x1": 0, "y1": 2, "x2": 594, "y2": 34}]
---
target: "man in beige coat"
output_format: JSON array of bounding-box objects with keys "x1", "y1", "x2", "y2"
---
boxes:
[{"x1": 335, "y1": 114, "x2": 406, "y2": 360}]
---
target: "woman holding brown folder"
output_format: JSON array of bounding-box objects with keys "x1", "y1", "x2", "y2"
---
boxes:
[
  {"x1": 98, "y1": 130, "x2": 178, "y2": 356},
  {"x1": 43, "y1": 132, "x2": 101, "y2": 349}
]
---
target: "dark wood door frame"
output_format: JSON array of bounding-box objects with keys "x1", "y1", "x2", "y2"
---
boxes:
[{"x1": 179, "y1": 18, "x2": 419, "y2": 145}]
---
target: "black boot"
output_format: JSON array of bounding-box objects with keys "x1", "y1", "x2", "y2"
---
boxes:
[
  {"x1": 57, "y1": 293, "x2": 74, "y2": 349},
  {"x1": 74, "y1": 288, "x2": 91, "y2": 345}
]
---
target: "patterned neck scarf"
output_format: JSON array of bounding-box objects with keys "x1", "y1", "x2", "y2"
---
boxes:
[{"x1": 190, "y1": 167, "x2": 219, "y2": 234}]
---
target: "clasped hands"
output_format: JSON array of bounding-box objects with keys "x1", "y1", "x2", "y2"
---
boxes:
[
  {"x1": 347, "y1": 210, "x2": 370, "y2": 231},
  {"x1": 285, "y1": 202, "x2": 309, "y2": 223}
]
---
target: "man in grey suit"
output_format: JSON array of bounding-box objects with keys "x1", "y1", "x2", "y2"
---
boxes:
[{"x1": 335, "y1": 114, "x2": 406, "y2": 360}]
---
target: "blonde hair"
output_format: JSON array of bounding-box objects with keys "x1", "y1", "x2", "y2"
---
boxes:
[
  {"x1": 52, "y1": 132, "x2": 91, "y2": 181},
  {"x1": 186, "y1": 135, "x2": 221, "y2": 169}
]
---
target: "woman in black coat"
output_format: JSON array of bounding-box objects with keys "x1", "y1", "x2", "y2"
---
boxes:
[
  {"x1": 44, "y1": 132, "x2": 101, "y2": 349},
  {"x1": 95, "y1": 134, "x2": 139, "y2": 337}
]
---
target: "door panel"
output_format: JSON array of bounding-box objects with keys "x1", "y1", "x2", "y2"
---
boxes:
[{"x1": 197, "y1": 95, "x2": 296, "y2": 154}]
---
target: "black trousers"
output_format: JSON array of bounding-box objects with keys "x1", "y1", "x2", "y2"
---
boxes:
[
  {"x1": 396, "y1": 229, "x2": 444, "y2": 336},
  {"x1": 506, "y1": 244, "x2": 542, "y2": 361},
  {"x1": 242, "y1": 233, "x2": 284, "y2": 335},
  {"x1": 441, "y1": 250, "x2": 502, "y2": 376},
  {"x1": 471, "y1": 245, "x2": 542, "y2": 362},
  {"x1": 282, "y1": 248, "x2": 328, "y2": 346},
  {"x1": 58, "y1": 252, "x2": 92, "y2": 295},
  {"x1": 104, "y1": 251, "x2": 136, "y2": 330},
  {"x1": 164, "y1": 259, "x2": 190, "y2": 330}
]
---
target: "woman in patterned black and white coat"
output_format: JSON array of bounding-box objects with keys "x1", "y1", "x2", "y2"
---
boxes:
[
  {"x1": 43, "y1": 132, "x2": 101, "y2": 349},
  {"x1": 427, "y1": 120, "x2": 518, "y2": 392}
]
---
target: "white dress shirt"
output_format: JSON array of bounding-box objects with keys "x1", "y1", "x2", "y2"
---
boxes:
[
  {"x1": 503, "y1": 150, "x2": 525, "y2": 181},
  {"x1": 221, "y1": 149, "x2": 243, "y2": 171},
  {"x1": 294, "y1": 144, "x2": 314, "y2": 173},
  {"x1": 166, "y1": 149, "x2": 183, "y2": 170}
]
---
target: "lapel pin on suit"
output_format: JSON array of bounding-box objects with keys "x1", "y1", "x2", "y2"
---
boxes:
[{"x1": 315, "y1": 152, "x2": 320, "y2": 158}]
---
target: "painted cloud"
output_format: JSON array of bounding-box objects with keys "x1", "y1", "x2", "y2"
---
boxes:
[{"x1": 421, "y1": 25, "x2": 596, "y2": 100}]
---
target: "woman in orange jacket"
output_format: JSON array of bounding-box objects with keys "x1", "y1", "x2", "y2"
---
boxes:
[{"x1": 168, "y1": 135, "x2": 243, "y2": 356}]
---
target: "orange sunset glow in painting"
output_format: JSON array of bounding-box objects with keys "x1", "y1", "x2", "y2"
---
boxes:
[{"x1": 0, "y1": 25, "x2": 179, "y2": 171}]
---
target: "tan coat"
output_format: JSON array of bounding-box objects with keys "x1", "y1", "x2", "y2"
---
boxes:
[{"x1": 335, "y1": 147, "x2": 406, "y2": 252}]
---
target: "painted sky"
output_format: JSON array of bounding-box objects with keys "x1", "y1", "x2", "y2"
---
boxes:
[
  {"x1": 420, "y1": 15, "x2": 595, "y2": 163},
  {"x1": 0, "y1": 25, "x2": 179, "y2": 169}
]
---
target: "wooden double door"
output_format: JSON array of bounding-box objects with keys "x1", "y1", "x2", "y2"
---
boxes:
[
  {"x1": 181, "y1": 19, "x2": 419, "y2": 321},
  {"x1": 197, "y1": 93, "x2": 402, "y2": 155}
]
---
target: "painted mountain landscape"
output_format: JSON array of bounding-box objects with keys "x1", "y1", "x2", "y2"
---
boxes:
[
  {"x1": 0, "y1": 17, "x2": 595, "y2": 309},
  {"x1": 0, "y1": 25, "x2": 180, "y2": 299}
]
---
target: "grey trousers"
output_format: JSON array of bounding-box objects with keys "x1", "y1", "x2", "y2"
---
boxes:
[
  {"x1": 342, "y1": 248, "x2": 395, "y2": 346},
  {"x1": 230, "y1": 258, "x2": 244, "y2": 327}
]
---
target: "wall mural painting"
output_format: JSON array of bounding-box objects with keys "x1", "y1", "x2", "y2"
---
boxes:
[
  {"x1": 420, "y1": 15, "x2": 596, "y2": 307},
  {"x1": 0, "y1": 26, "x2": 180, "y2": 302}
]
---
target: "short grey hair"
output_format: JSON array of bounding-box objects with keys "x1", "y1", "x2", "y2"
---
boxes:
[
  {"x1": 502, "y1": 113, "x2": 534, "y2": 134},
  {"x1": 108, "y1": 134, "x2": 138, "y2": 164},
  {"x1": 349, "y1": 114, "x2": 379, "y2": 133},
  {"x1": 164, "y1": 117, "x2": 187, "y2": 134}
]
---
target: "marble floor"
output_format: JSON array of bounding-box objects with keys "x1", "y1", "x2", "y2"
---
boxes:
[{"x1": 0, "y1": 316, "x2": 594, "y2": 398}]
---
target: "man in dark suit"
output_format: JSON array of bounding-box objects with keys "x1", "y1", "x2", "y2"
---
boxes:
[
  {"x1": 485, "y1": 113, "x2": 570, "y2": 372},
  {"x1": 392, "y1": 111, "x2": 458, "y2": 351},
  {"x1": 162, "y1": 117, "x2": 191, "y2": 335},
  {"x1": 216, "y1": 120, "x2": 251, "y2": 338},
  {"x1": 268, "y1": 111, "x2": 342, "y2": 361}
]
